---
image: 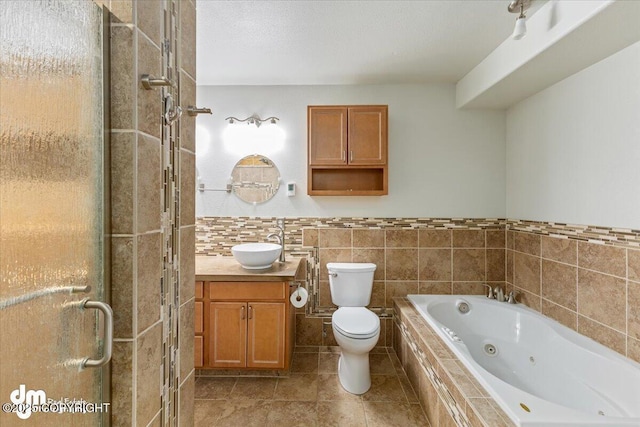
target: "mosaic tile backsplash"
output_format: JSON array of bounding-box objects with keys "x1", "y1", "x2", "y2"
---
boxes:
[{"x1": 196, "y1": 216, "x2": 640, "y2": 360}]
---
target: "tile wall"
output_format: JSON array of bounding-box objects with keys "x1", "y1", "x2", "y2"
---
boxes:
[
  {"x1": 506, "y1": 221, "x2": 640, "y2": 363},
  {"x1": 108, "y1": 0, "x2": 196, "y2": 425},
  {"x1": 197, "y1": 216, "x2": 640, "y2": 363}
]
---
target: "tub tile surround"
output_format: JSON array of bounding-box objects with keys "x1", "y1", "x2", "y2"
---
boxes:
[
  {"x1": 197, "y1": 216, "x2": 640, "y2": 364},
  {"x1": 394, "y1": 297, "x2": 515, "y2": 427}
]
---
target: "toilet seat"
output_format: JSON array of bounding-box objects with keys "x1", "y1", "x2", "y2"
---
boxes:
[{"x1": 332, "y1": 307, "x2": 380, "y2": 339}]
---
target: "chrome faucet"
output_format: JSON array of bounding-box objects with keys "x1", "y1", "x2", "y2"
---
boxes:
[
  {"x1": 494, "y1": 286, "x2": 505, "y2": 302},
  {"x1": 266, "y1": 218, "x2": 286, "y2": 262},
  {"x1": 507, "y1": 290, "x2": 519, "y2": 304},
  {"x1": 481, "y1": 284, "x2": 495, "y2": 299}
]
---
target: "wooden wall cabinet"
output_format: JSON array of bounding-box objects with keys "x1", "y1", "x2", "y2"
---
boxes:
[
  {"x1": 195, "y1": 281, "x2": 293, "y2": 370},
  {"x1": 308, "y1": 105, "x2": 388, "y2": 195}
]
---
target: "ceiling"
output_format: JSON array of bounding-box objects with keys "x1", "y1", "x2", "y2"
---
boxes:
[{"x1": 195, "y1": 0, "x2": 545, "y2": 86}]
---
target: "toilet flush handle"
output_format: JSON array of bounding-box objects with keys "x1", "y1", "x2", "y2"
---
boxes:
[{"x1": 329, "y1": 272, "x2": 337, "y2": 277}]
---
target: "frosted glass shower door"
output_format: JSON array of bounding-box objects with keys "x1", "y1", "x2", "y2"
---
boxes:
[{"x1": 0, "y1": 1, "x2": 109, "y2": 426}]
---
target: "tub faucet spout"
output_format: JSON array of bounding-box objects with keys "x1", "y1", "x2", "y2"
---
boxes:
[
  {"x1": 482, "y1": 284, "x2": 495, "y2": 299},
  {"x1": 494, "y1": 286, "x2": 505, "y2": 302}
]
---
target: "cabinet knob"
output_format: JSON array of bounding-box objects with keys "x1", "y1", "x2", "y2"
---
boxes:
[
  {"x1": 350, "y1": 151, "x2": 353, "y2": 162},
  {"x1": 241, "y1": 305, "x2": 245, "y2": 319},
  {"x1": 248, "y1": 305, "x2": 253, "y2": 319}
]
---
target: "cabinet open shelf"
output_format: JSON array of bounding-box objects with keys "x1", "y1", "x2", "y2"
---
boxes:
[{"x1": 308, "y1": 167, "x2": 387, "y2": 195}]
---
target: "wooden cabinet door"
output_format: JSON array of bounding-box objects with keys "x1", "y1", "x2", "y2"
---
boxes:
[
  {"x1": 247, "y1": 302, "x2": 286, "y2": 369},
  {"x1": 348, "y1": 106, "x2": 387, "y2": 165},
  {"x1": 209, "y1": 302, "x2": 247, "y2": 368},
  {"x1": 308, "y1": 106, "x2": 348, "y2": 165}
]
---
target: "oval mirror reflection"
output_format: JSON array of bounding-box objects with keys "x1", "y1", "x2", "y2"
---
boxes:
[{"x1": 230, "y1": 154, "x2": 280, "y2": 203}]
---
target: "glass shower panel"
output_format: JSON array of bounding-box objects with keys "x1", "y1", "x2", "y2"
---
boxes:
[{"x1": 0, "y1": 1, "x2": 106, "y2": 426}]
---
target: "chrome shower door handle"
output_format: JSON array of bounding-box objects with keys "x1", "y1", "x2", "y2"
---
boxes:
[{"x1": 80, "y1": 299, "x2": 113, "y2": 369}]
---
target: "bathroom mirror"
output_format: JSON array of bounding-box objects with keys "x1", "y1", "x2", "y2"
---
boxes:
[{"x1": 230, "y1": 154, "x2": 280, "y2": 203}]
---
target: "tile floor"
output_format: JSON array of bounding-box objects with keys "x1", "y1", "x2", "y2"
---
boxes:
[{"x1": 194, "y1": 347, "x2": 430, "y2": 426}]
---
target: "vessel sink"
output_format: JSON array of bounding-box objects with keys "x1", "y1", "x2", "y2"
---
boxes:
[{"x1": 231, "y1": 243, "x2": 282, "y2": 270}]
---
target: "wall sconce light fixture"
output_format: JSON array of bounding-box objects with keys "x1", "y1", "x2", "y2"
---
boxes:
[
  {"x1": 508, "y1": 0, "x2": 531, "y2": 40},
  {"x1": 225, "y1": 114, "x2": 279, "y2": 128}
]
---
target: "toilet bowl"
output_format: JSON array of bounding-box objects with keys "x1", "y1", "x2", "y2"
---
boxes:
[
  {"x1": 332, "y1": 307, "x2": 380, "y2": 394},
  {"x1": 327, "y1": 262, "x2": 380, "y2": 394}
]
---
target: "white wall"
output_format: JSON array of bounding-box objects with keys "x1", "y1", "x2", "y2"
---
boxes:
[
  {"x1": 506, "y1": 41, "x2": 640, "y2": 230},
  {"x1": 196, "y1": 84, "x2": 505, "y2": 218}
]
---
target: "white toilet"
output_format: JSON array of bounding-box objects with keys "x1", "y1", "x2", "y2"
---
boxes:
[{"x1": 327, "y1": 262, "x2": 380, "y2": 394}]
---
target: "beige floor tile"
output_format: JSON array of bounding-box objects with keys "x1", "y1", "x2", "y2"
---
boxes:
[
  {"x1": 194, "y1": 399, "x2": 225, "y2": 426},
  {"x1": 229, "y1": 377, "x2": 277, "y2": 400},
  {"x1": 363, "y1": 401, "x2": 429, "y2": 427},
  {"x1": 195, "y1": 377, "x2": 237, "y2": 400},
  {"x1": 274, "y1": 374, "x2": 319, "y2": 401},
  {"x1": 213, "y1": 399, "x2": 270, "y2": 427},
  {"x1": 318, "y1": 352, "x2": 340, "y2": 373},
  {"x1": 290, "y1": 352, "x2": 319, "y2": 373},
  {"x1": 317, "y1": 400, "x2": 367, "y2": 427},
  {"x1": 362, "y1": 375, "x2": 407, "y2": 402},
  {"x1": 317, "y1": 373, "x2": 362, "y2": 402},
  {"x1": 369, "y1": 353, "x2": 396, "y2": 375},
  {"x1": 266, "y1": 401, "x2": 318, "y2": 426}
]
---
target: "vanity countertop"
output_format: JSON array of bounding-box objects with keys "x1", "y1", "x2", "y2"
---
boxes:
[{"x1": 195, "y1": 256, "x2": 305, "y2": 282}]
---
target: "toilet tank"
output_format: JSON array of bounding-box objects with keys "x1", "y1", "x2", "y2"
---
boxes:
[{"x1": 327, "y1": 262, "x2": 376, "y2": 306}]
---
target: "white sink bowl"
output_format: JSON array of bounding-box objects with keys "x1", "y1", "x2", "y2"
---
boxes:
[{"x1": 231, "y1": 243, "x2": 282, "y2": 270}]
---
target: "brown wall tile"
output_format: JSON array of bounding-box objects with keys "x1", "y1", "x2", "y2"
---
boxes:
[
  {"x1": 629, "y1": 249, "x2": 640, "y2": 283},
  {"x1": 111, "y1": 341, "x2": 133, "y2": 427},
  {"x1": 179, "y1": 0, "x2": 197, "y2": 79},
  {"x1": 541, "y1": 260, "x2": 577, "y2": 310},
  {"x1": 112, "y1": 237, "x2": 134, "y2": 339},
  {"x1": 137, "y1": 134, "x2": 162, "y2": 233},
  {"x1": 179, "y1": 374, "x2": 195, "y2": 427},
  {"x1": 453, "y1": 230, "x2": 485, "y2": 248},
  {"x1": 541, "y1": 299, "x2": 577, "y2": 331},
  {"x1": 628, "y1": 337, "x2": 640, "y2": 363},
  {"x1": 137, "y1": 0, "x2": 162, "y2": 45},
  {"x1": 452, "y1": 249, "x2": 485, "y2": 281},
  {"x1": 486, "y1": 230, "x2": 505, "y2": 249},
  {"x1": 386, "y1": 229, "x2": 418, "y2": 248},
  {"x1": 318, "y1": 228, "x2": 352, "y2": 248},
  {"x1": 541, "y1": 236, "x2": 576, "y2": 265},
  {"x1": 514, "y1": 232, "x2": 540, "y2": 256},
  {"x1": 136, "y1": 33, "x2": 162, "y2": 138},
  {"x1": 137, "y1": 232, "x2": 162, "y2": 333},
  {"x1": 419, "y1": 229, "x2": 451, "y2": 248},
  {"x1": 302, "y1": 228, "x2": 318, "y2": 247},
  {"x1": 418, "y1": 249, "x2": 451, "y2": 281},
  {"x1": 136, "y1": 323, "x2": 163, "y2": 426},
  {"x1": 578, "y1": 316, "x2": 626, "y2": 355},
  {"x1": 386, "y1": 282, "x2": 419, "y2": 307},
  {"x1": 578, "y1": 242, "x2": 626, "y2": 277},
  {"x1": 386, "y1": 249, "x2": 419, "y2": 280},
  {"x1": 452, "y1": 282, "x2": 487, "y2": 295},
  {"x1": 628, "y1": 281, "x2": 640, "y2": 339},
  {"x1": 577, "y1": 269, "x2": 626, "y2": 332},
  {"x1": 295, "y1": 315, "x2": 322, "y2": 346},
  {"x1": 486, "y1": 249, "x2": 505, "y2": 282},
  {"x1": 110, "y1": 26, "x2": 134, "y2": 130},
  {"x1": 353, "y1": 229, "x2": 385, "y2": 247},
  {"x1": 110, "y1": 132, "x2": 135, "y2": 234},
  {"x1": 513, "y1": 252, "x2": 540, "y2": 295},
  {"x1": 419, "y1": 282, "x2": 451, "y2": 294}
]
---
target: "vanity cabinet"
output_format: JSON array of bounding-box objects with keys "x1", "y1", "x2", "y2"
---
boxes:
[
  {"x1": 307, "y1": 105, "x2": 388, "y2": 195},
  {"x1": 196, "y1": 281, "x2": 293, "y2": 370}
]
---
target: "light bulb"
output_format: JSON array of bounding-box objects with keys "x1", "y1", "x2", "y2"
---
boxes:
[{"x1": 512, "y1": 16, "x2": 527, "y2": 40}]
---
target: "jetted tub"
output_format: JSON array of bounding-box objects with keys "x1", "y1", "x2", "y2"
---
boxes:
[{"x1": 407, "y1": 294, "x2": 640, "y2": 426}]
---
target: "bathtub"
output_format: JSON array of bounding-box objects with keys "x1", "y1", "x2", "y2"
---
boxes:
[{"x1": 407, "y1": 294, "x2": 640, "y2": 427}]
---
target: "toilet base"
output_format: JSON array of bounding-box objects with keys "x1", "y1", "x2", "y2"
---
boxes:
[{"x1": 337, "y1": 352, "x2": 371, "y2": 395}]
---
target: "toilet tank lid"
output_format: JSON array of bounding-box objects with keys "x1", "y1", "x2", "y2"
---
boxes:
[{"x1": 327, "y1": 262, "x2": 376, "y2": 273}]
